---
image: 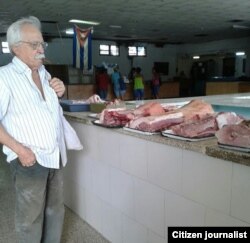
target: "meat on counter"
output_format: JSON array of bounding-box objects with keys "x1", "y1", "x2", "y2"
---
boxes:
[{"x1": 215, "y1": 120, "x2": 250, "y2": 148}]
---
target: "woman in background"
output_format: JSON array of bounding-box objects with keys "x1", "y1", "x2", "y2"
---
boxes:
[
  {"x1": 96, "y1": 67, "x2": 110, "y2": 100},
  {"x1": 151, "y1": 66, "x2": 161, "y2": 99}
]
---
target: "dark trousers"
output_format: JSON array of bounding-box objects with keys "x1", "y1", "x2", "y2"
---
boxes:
[{"x1": 10, "y1": 159, "x2": 65, "y2": 243}]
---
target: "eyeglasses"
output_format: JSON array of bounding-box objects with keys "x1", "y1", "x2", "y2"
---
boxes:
[{"x1": 18, "y1": 41, "x2": 48, "y2": 50}]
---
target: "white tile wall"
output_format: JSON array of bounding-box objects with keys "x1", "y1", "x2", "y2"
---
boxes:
[
  {"x1": 72, "y1": 123, "x2": 99, "y2": 162},
  {"x1": 66, "y1": 151, "x2": 93, "y2": 191},
  {"x1": 147, "y1": 230, "x2": 166, "y2": 243},
  {"x1": 110, "y1": 168, "x2": 135, "y2": 218},
  {"x1": 84, "y1": 190, "x2": 103, "y2": 234},
  {"x1": 98, "y1": 129, "x2": 121, "y2": 168},
  {"x1": 92, "y1": 160, "x2": 111, "y2": 203},
  {"x1": 63, "y1": 177, "x2": 87, "y2": 220},
  {"x1": 64, "y1": 122, "x2": 250, "y2": 243},
  {"x1": 134, "y1": 178, "x2": 165, "y2": 237},
  {"x1": 120, "y1": 135, "x2": 148, "y2": 179},
  {"x1": 182, "y1": 150, "x2": 232, "y2": 213},
  {"x1": 101, "y1": 202, "x2": 123, "y2": 243},
  {"x1": 165, "y1": 191, "x2": 206, "y2": 227},
  {"x1": 148, "y1": 141, "x2": 182, "y2": 194},
  {"x1": 122, "y1": 215, "x2": 148, "y2": 243},
  {"x1": 231, "y1": 163, "x2": 250, "y2": 224},
  {"x1": 205, "y1": 208, "x2": 250, "y2": 226}
]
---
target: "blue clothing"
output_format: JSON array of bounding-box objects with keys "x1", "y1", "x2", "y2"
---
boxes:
[
  {"x1": 112, "y1": 71, "x2": 126, "y2": 98},
  {"x1": 134, "y1": 89, "x2": 144, "y2": 100},
  {"x1": 111, "y1": 72, "x2": 120, "y2": 90}
]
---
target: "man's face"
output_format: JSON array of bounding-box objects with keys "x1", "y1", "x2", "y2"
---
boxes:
[{"x1": 13, "y1": 24, "x2": 46, "y2": 71}]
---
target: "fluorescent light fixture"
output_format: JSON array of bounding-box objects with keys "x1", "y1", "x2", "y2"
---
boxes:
[
  {"x1": 69, "y1": 19, "x2": 100, "y2": 25},
  {"x1": 109, "y1": 25, "x2": 122, "y2": 29},
  {"x1": 66, "y1": 28, "x2": 74, "y2": 35},
  {"x1": 235, "y1": 51, "x2": 245, "y2": 56},
  {"x1": 193, "y1": 55, "x2": 200, "y2": 59}
]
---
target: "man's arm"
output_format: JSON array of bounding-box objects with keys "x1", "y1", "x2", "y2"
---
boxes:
[{"x1": 0, "y1": 123, "x2": 36, "y2": 167}]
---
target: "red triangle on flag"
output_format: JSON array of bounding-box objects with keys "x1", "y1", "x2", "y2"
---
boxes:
[{"x1": 75, "y1": 26, "x2": 91, "y2": 47}]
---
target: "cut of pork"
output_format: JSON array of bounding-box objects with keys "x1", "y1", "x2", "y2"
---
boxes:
[
  {"x1": 99, "y1": 101, "x2": 165, "y2": 126},
  {"x1": 170, "y1": 114, "x2": 218, "y2": 138},
  {"x1": 170, "y1": 112, "x2": 244, "y2": 138},
  {"x1": 167, "y1": 99, "x2": 214, "y2": 121},
  {"x1": 126, "y1": 112, "x2": 184, "y2": 132},
  {"x1": 215, "y1": 120, "x2": 250, "y2": 148},
  {"x1": 215, "y1": 112, "x2": 244, "y2": 129},
  {"x1": 100, "y1": 108, "x2": 135, "y2": 126},
  {"x1": 133, "y1": 101, "x2": 166, "y2": 117}
]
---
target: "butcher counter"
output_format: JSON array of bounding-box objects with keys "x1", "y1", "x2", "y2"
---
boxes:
[{"x1": 63, "y1": 93, "x2": 250, "y2": 243}]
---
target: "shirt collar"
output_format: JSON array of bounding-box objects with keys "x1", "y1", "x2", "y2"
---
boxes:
[{"x1": 12, "y1": 56, "x2": 46, "y2": 75}]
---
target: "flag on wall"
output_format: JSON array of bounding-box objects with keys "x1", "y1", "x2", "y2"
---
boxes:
[{"x1": 73, "y1": 26, "x2": 92, "y2": 70}]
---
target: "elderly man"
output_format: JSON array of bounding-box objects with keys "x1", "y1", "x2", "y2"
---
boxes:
[{"x1": 0, "y1": 16, "x2": 67, "y2": 243}]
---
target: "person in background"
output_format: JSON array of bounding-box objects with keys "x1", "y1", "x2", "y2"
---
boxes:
[
  {"x1": 119, "y1": 74, "x2": 126, "y2": 100},
  {"x1": 111, "y1": 65, "x2": 125, "y2": 100},
  {"x1": 0, "y1": 16, "x2": 67, "y2": 243},
  {"x1": 133, "y1": 67, "x2": 144, "y2": 100},
  {"x1": 128, "y1": 67, "x2": 136, "y2": 83},
  {"x1": 96, "y1": 67, "x2": 110, "y2": 100},
  {"x1": 151, "y1": 66, "x2": 161, "y2": 99}
]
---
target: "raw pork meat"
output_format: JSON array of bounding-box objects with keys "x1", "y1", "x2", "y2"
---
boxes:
[
  {"x1": 215, "y1": 120, "x2": 250, "y2": 148},
  {"x1": 133, "y1": 102, "x2": 166, "y2": 117},
  {"x1": 167, "y1": 99, "x2": 214, "y2": 121},
  {"x1": 170, "y1": 112, "x2": 244, "y2": 138},
  {"x1": 99, "y1": 101, "x2": 165, "y2": 126},
  {"x1": 215, "y1": 112, "x2": 244, "y2": 129},
  {"x1": 127, "y1": 112, "x2": 184, "y2": 132},
  {"x1": 171, "y1": 114, "x2": 218, "y2": 138},
  {"x1": 100, "y1": 108, "x2": 134, "y2": 126}
]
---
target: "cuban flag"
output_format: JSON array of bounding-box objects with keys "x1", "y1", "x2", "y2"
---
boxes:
[{"x1": 73, "y1": 26, "x2": 92, "y2": 70}]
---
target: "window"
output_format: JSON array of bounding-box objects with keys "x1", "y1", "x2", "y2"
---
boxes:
[
  {"x1": 99, "y1": 44, "x2": 119, "y2": 56},
  {"x1": 1, "y1": 42, "x2": 10, "y2": 53},
  {"x1": 128, "y1": 46, "x2": 146, "y2": 57}
]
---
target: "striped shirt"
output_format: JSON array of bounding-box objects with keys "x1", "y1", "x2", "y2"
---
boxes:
[{"x1": 0, "y1": 56, "x2": 66, "y2": 169}]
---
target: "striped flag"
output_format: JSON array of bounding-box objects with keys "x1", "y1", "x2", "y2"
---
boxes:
[{"x1": 73, "y1": 26, "x2": 92, "y2": 70}]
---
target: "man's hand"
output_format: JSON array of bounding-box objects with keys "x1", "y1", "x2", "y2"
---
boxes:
[
  {"x1": 16, "y1": 144, "x2": 36, "y2": 167},
  {"x1": 50, "y1": 77, "x2": 65, "y2": 98}
]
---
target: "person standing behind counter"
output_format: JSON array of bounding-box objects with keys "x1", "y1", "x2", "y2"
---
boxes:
[
  {"x1": 111, "y1": 66, "x2": 126, "y2": 100},
  {"x1": 151, "y1": 66, "x2": 161, "y2": 99},
  {"x1": 96, "y1": 67, "x2": 110, "y2": 100},
  {"x1": 0, "y1": 16, "x2": 67, "y2": 243},
  {"x1": 133, "y1": 67, "x2": 144, "y2": 100}
]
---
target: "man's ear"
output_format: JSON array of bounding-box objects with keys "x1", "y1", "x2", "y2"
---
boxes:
[{"x1": 11, "y1": 45, "x2": 18, "y2": 55}]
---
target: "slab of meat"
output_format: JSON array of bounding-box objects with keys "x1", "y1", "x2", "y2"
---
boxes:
[
  {"x1": 171, "y1": 114, "x2": 218, "y2": 138},
  {"x1": 99, "y1": 101, "x2": 165, "y2": 126},
  {"x1": 126, "y1": 112, "x2": 184, "y2": 132},
  {"x1": 170, "y1": 112, "x2": 244, "y2": 138},
  {"x1": 167, "y1": 99, "x2": 214, "y2": 121},
  {"x1": 215, "y1": 120, "x2": 250, "y2": 148},
  {"x1": 100, "y1": 108, "x2": 135, "y2": 126},
  {"x1": 133, "y1": 101, "x2": 166, "y2": 117},
  {"x1": 216, "y1": 112, "x2": 244, "y2": 129}
]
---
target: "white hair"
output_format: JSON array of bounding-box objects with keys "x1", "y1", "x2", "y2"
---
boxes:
[{"x1": 6, "y1": 16, "x2": 41, "y2": 55}]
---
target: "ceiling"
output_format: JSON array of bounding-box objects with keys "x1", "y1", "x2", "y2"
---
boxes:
[{"x1": 0, "y1": 0, "x2": 250, "y2": 45}]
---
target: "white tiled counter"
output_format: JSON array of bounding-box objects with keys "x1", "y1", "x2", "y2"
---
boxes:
[{"x1": 63, "y1": 93, "x2": 250, "y2": 243}]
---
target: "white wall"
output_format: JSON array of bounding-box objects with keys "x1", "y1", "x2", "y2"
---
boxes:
[
  {"x1": 176, "y1": 37, "x2": 250, "y2": 77},
  {"x1": 1, "y1": 36, "x2": 249, "y2": 80}
]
